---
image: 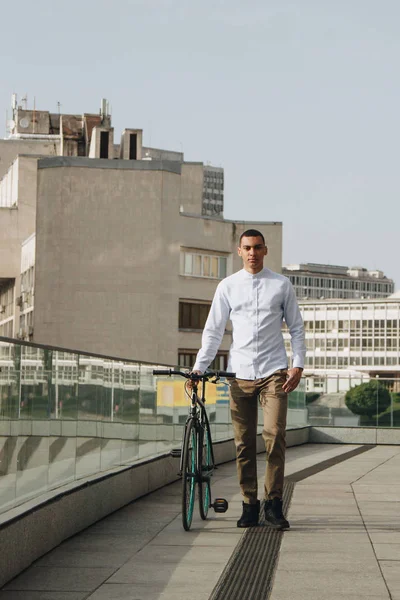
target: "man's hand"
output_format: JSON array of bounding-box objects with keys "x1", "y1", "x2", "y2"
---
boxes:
[
  {"x1": 282, "y1": 367, "x2": 303, "y2": 394},
  {"x1": 187, "y1": 370, "x2": 202, "y2": 389}
]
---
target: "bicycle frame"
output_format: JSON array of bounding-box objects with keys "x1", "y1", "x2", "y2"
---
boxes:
[{"x1": 179, "y1": 379, "x2": 215, "y2": 477}]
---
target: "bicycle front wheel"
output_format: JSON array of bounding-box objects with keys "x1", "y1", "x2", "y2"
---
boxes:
[
  {"x1": 198, "y1": 413, "x2": 213, "y2": 520},
  {"x1": 182, "y1": 419, "x2": 197, "y2": 531}
]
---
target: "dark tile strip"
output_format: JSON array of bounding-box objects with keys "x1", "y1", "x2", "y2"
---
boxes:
[
  {"x1": 209, "y1": 481, "x2": 294, "y2": 600},
  {"x1": 286, "y1": 444, "x2": 376, "y2": 483}
]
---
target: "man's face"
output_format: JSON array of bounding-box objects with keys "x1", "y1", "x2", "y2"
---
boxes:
[{"x1": 238, "y1": 236, "x2": 268, "y2": 273}]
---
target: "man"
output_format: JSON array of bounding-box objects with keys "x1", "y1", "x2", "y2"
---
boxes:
[{"x1": 192, "y1": 229, "x2": 305, "y2": 529}]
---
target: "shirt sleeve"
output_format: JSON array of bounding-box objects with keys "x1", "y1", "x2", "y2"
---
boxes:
[
  {"x1": 193, "y1": 282, "x2": 231, "y2": 373},
  {"x1": 283, "y1": 280, "x2": 306, "y2": 369}
]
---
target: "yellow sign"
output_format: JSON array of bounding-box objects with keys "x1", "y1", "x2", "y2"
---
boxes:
[{"x1": 156, "y1": 380, "x2": 229, "y2": 407}]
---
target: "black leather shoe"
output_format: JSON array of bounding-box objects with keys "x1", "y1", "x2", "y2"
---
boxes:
[
  {"x1": 237, "y1": 500, "x2": 260, "y2": 528},
  {"x1": 264, "y1": 498, "x2": 290, "y2": 530}
]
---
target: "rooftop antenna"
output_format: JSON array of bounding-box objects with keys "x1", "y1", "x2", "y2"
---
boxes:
[
  {"x1": 11, "y1": 93, "x2": 17, "y2": 113},
  {"x1": 33, "y1": 96, "x2": 36, "y2": 134},
  {"x1": 21, "y1": 94, "x2": 28, "y2": 110},
  {"x1": 57, "y1": 101, "x2": 61, "y2": 114}
]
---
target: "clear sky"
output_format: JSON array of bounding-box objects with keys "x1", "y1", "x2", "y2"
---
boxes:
[{"x1": 1, "y1": 0, "x2": 399, "y2": 288}]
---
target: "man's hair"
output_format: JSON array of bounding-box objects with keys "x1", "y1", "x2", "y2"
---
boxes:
[{"x1": 239, "y1": 229, "x2": 266, "y2": 245}]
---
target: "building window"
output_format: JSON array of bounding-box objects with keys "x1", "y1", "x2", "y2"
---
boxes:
[
  {"x1": 129, "y1": 134, "x2": 137, "y2": 160},
  {"x1": 0, "y1": 281, "x2": 15, "y2": 320},
  {"x1": 0, "y1": 319, "x2": 13, "y2": 337},
  {"x1": 179, "y1": 301, "x2": 211, "y2": 330},
  {"x1": 181, "y1": 250, "x2": 228, "y2": 280},
  {"x1": 100, "y1": 131, "x2": 109, "y2": 159},
  {"x1": 178, "y1": 349, "x2": 228, "y2": 371}
]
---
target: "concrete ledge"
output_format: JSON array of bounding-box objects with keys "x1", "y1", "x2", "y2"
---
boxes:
[
  {"x1": 376, "y1": 428, "x2": 400, "y2": 444},
  {"x1": 309, "y1": 426, "x2": 400, "y2": 444},
  {"x1": 287, "y1": 426, "x2": 310, "y2": 447},
  {"x1": 310, "y1": 426, "x2": 377, "y2": 444},
  {"x1": 37, "y1": 156, "x2": 182, "y2": 174}
]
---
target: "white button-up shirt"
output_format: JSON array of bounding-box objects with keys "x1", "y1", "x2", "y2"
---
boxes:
[{"x1": 193, "y1": 267, "x2": 306, "y2": 380}]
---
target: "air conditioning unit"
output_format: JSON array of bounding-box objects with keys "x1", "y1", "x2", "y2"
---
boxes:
[
  {"x1": 28, "y1": 326, "x2": 34, "y2": 336},
  {"x1": 16, "y1": 330, "x2": 26, "y2": 340},
  {"x1": 16, "y1": 296, "x2": 23, "y2": 307},
  {"x1": 0, "y1": 305, "x2": 5, "y2": 314}
]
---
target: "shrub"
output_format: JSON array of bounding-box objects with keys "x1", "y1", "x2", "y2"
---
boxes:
[
  {"x1": 391, "y1": 392, "x2": 400, "y2": 404},
  {"x1": 345, "y1": 381, "x2": 391, "y2": 418},
  {"x1": 306, "y1": 392, "x2": 321, "y2": 404}
]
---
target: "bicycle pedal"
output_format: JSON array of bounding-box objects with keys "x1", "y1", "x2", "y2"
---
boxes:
[
  {"x1": 170, "y1": 449, "x2": 181, "y2": 458},
  {"x1": 212, "y1": 498, "x2": 229, "y2": 513}
]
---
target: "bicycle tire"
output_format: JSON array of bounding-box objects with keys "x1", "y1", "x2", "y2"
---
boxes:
[
  {"x1": 182, "y1": 418, "x2": 196, "y2": 531},
  {"x1": 198, "y1": 411, "x2": 213, "y2": 520}
]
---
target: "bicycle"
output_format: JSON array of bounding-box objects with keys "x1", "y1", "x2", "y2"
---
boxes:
[{"x1": 152, "y1": 369, "x2": 235, "y2": 531}]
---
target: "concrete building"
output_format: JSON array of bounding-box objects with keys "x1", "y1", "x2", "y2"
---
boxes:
[
  {"x1": 0, "y1": 97, "x2": 282, "y2": 365},
  {"x1": 282, "y1": 294, "x2": 400, "y2": 392},
  {"x1": 283, "y1": 263, "x2": 394, "y2": 300}
]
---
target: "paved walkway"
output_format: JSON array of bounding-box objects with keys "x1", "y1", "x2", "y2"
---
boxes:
[{"x1": 0, "y1": 443, "x2": 399, "y2": 599}]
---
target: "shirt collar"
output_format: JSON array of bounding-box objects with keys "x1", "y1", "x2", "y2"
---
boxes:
[{"x1": 241, "y1": 267, "x2": 267, "y2": 280}]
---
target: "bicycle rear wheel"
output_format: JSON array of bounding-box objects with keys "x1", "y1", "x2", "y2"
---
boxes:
[
  {"x1": 182, "y1": 419, "x2": 196, "y2": 531},
  {"x1": 198, "y1": 412, "x2": 213, "y2": 520}
]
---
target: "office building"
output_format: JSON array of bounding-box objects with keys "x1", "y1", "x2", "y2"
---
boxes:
[
  {"x1": 282, "y1": 294, "x2": 400, "y2": 392},
  {"x1": 0, "y1": 96, "x2": 282, "y2": 366},
  {"x1": 283, "y1": 263, "x2": 394, "y2": 300}
]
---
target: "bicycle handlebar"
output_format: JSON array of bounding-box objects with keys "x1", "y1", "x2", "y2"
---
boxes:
[{"x1": 152, "y1": 369, "x2": 236, "y2": 379}]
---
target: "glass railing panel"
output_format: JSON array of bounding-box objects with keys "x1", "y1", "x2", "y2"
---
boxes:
[
  {"x1": 48, "y1": 433, "x2": 76, "y2": 488},
  {"x1": 0, "y1": 368, "x2": 19, "y2": 419},
  {"x1": 287, "y1": 378, "x2": 308, "y2": 427},
  {"x1": 75, "y1": 436, "x2": 101, "y2": 480},
  {"x1": 0, "y1": 336, "x2": 311, "y2": 516},
  {"x1": 100, "y1": 436, "x2": 122, "y2": 472},
  {"x1": 305, "y1": 375, "x2": 399, "y2": 427},
  {"x1": 117, "y1": 362, "x2": 140, "y2": 423},
  {"x1": 51, "y1": 351, "x2": 79, "y2": 420},
  {"x1": 0, "y1": 433, "x2": 17, "y2": 512},
  {"x1": 77, "y1": 356, "x2": 105, "y2": 421},
  {"x1": 138, "y1": 364, "x2": 161, "y2": 460},
  {"x1": 15, "y1": 429, "x2": 50, "y2": 505},
  {"x1": 213, "y1": 379, "x2": 232, "y2": 441}
]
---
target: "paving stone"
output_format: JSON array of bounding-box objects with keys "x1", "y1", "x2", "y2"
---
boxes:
[
  {"x1": 86, "y1": 584, "x2": 215, "y2": 600},
  {"x1": 270, "y1": 590, "x2": 389, "y2": 600},
  {"x1": 0, "y1": 594, "x2": 87, "y2": 600},
  {"x1": 35, "y1": 547, "x2": 135, "y2": 568},
  {"x1": 276, "y1": 551, "x2": 378, "y2": 572},
  {"x1": 374, "y1": 544, "x2": 400, "y2": 560},
  {"x1": 108, "y1": 560, "x2": 224, "y2": 585},
  {"x1": 380, "y1": 561, "x2": 400, "y2": 583},
  {"x1": 3, "y1": 567, "x2": 116, "y2": 592},
  {"x1": 358, "y1": 502, "x2": 400, "y2": 516},
  {"x1": 272, "y1": 569, "x2": 388, "y2": 596},
  {"x1": 370, "y1": 531, "x2": 400, "y2": 544},
  {"x1": 148, "y1": 529, "x2": 243, "y2": 547}
]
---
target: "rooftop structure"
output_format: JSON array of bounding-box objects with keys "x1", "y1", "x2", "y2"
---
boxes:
[
  {"x1": 0, "y1": 96, "x2": 282, "y2": 364},
  {"x1": 283, "y1": 262, "x2": 394, "y2": 300}
]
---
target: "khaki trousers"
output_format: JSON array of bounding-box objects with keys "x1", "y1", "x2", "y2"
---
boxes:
[{"x1": 229, "y1": 369, "x2": 288, "y2": 504}]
